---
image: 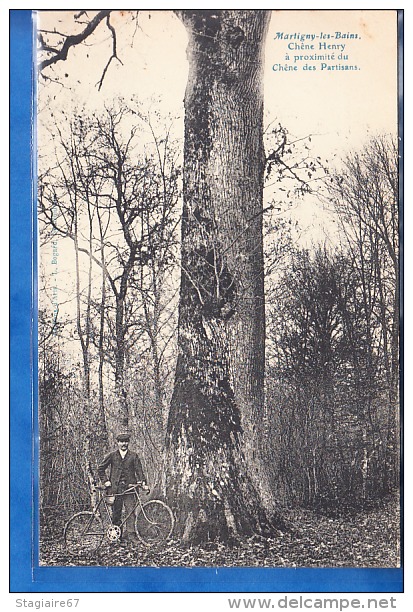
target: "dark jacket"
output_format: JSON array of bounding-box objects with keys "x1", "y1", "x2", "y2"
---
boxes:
[{"x1": 97, "y1": 450, "x2": 146, "y2": 492}]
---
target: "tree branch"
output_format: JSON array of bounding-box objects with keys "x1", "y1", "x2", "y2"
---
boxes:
[
  {"x1": 38, "y1": 10, "x2": 112, "y2": 71},
  {"x1": 97, "y1": 14, "x2": 124, "y2": 91}
]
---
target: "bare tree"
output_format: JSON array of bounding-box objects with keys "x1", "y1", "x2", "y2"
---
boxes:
[
  {"x1": 266, "y1": 246, "x2": 394, "y2": 510},
  {"x1": 39, "y1": 103, "x2": 181, "y2": 482},
  {"x1": 327, "y1": 134, "x2": 399, "y2": 490}
]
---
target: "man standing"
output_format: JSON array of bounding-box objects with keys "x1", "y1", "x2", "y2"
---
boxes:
[{"x1": 98, "y1": 431, "x2": 148, "y2": 546}]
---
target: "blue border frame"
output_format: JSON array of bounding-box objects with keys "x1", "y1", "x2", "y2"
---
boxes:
[
  {"x1": 9, "y1": 9, "x2": 403, "y2": 593},
  {"x1": 10, "y1": 8, "x2": 36, "y2": 594}
]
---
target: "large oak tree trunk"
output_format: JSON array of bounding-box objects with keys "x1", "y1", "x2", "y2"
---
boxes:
[{"x1": 165, "y1": 10, "x2": 278, "y2": 543}]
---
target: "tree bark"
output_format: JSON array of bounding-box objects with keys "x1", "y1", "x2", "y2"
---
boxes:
[{"x1": 165, "y1": 10, "x2": 277, "y2": 543}]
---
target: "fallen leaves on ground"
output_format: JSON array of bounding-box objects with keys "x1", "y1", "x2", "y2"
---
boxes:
[{"x1": 40, "y1": 493, "x2": 400, "y2": 568}]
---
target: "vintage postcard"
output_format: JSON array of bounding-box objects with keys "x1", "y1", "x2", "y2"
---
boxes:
[{"x1": 12, "y1": 8, "x2": 403, "y2": 592}]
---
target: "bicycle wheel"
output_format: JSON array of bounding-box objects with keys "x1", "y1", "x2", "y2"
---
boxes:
[
  {"x1": 64, "y1": 512, "x2": 104, "y2": 555},
  {"x1": 135, "y1": 500, "x2": 174, "y2": 546}
]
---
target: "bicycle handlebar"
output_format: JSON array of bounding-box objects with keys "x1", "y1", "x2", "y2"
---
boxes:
[{"x1": 94, "y1": 482, "x2": 150, "y2": 495}]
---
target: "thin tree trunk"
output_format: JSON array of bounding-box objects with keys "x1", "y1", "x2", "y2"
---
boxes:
[
  {"x1": 115, "y1": 291, "x2": 128, "y2": 424},
  {"x1": 96, "y1": 206, "x2": 109, "y2": 459},
  {"x1": 73, "y1": 208, "x2": 95, "y2": 499}
]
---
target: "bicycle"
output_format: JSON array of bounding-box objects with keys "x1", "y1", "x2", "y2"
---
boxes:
[{"x1": 63, "y1": 482, "x2": 174, "y2": 555}]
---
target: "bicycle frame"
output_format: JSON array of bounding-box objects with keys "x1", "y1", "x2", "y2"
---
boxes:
[{"x1": 93, "y1": 485, "x2": 146, "y2": 531}]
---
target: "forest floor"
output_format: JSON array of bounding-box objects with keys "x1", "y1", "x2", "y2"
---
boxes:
[{"x1": 40, "y1": 493, "x2": 400, "y2": 568}]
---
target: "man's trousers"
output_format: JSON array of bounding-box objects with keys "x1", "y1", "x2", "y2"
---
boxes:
[{"x1": 112, "y1": 489, "x2": 136, "y2": 535}]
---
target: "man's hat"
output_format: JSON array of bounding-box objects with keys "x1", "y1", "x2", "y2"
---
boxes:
[{"x1": 116, "y1": 431, "x2": 131, "y2": 442}]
